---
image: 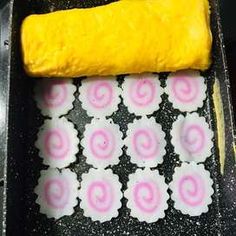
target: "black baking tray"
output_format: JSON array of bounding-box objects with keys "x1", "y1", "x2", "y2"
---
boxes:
[{"x1": 0, "y1": 0, "x2": 236, "y2": 235}]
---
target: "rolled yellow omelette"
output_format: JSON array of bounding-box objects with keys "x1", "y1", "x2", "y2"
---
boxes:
[{"x1": 21, "y1": 0, "x2": 212, "y2": 77}]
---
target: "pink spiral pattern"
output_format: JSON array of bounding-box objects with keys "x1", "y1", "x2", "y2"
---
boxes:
[
  {"x1": 44, "y1": 178, "x2": 69, "y2": 209},
  {"x1": 44, "y1": 128, "x2": 70, "y2": 159},
  {"x1": 181, "y1": 125, "x2": 205, "y2": 154},
  {"x1": 179, "y1": 175, "x2": 205, "y2": 206},
  {"x1": 133, "y1": 129, "x2": 159, "y2": 159},
  {"x1": 87, "y1": 82, "x2": 113, "y2": 108},
  {"x1": 43, "y1": 81, "x2": 67, "y2": 108},
  {"x1": 89, "y1": 129, "x2": 115, "y2": 159},
  {"x1": 87, "y1": 181, "x2": 113, "y2": 212},
  {"x1": 133, "y1": 181, "x2": 160, "y2": 213},
  {"x1": 172, "y1": 76, "x2": 199, "y2": 103},
  {"x1": 129, "y1": 79, "x2": 156, "y2": 106}
]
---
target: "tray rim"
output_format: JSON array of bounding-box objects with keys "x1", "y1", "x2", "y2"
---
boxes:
[
  {"x1": 1, "y1": 0, "x2": 236, "y2": 235},
  {"x1": 0, "y1": 0, "x2": 13, "y2": 235}
]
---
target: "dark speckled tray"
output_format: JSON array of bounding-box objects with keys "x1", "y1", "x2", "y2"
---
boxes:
[{"x1": 0, "y1": 0, "x2": 236, "y2": 235}]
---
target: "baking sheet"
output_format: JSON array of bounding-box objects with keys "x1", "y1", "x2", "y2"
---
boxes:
[{"x1": 0, "y1": 0, "x2": 236, "y2": 235}]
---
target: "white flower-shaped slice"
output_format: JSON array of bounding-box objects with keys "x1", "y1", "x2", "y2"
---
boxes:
[
  {"x1": 124, "y1": 169, "x2": 169, "y2": 223},
  {"x1": 35, "y1": 117, "x2": 79, "y2": 168},
  {"x1": 79, "y1": 169, "x2": 122, "y2": 222},
  {"x1": 169, "y1": 163, "x2": 214, "y2": 216},
  {"x1": 35, "y1": 168, "x2": 79, "y2": 219}
]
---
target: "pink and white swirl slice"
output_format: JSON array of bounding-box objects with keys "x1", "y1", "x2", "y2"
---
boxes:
[
  {"x1": 124, "y1": 169, "x2": 169, "y2": 223},
  {"x1": 169, "y1": 163, "x2": 214, "y2": 216},
  {"x1": 165, "y1": 70, "x2": 206, "y2": 112},
  {"x1": 125, "y1": 117, "x2": 166, "y2": 167},
  {"x1": 79, "y1": 77, "x2": 121, "y2": 117},
  {"x1": 34, "y1": 78, "x2": 76, "y2": 117},
  {"x1": 35, "y1": 168, "x2": 79, "y2": 219},
  {"x1": 35, "y1": 117, "x2": 79, "y2": 168},
  {"x1": 79, "y1": 169, "x2": 122, "y2": 222},
  {"x1": 81, "y1": 119, "x2": 123, "y2": 168},
  {"x1": 171, "y1": 113, "x2": 213, "y2": 163},
  {"x1": 122, "y1": 73, "x2": 163, "y2": 116}
]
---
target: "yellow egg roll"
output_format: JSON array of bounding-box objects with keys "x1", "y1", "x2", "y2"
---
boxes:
[{"x1": 21, "y1": 0, "x2": 212, "y2": 77}]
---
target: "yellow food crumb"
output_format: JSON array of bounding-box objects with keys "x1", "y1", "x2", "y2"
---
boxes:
[
  {"x1": 213, "y1": 78, "x2": 225, "y2": 175},
  {"x1": 233, "y1": 143, "x2": 236, "y2": 161}
]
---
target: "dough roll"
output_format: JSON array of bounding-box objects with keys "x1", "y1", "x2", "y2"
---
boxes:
[{"x1": 21, "y1": 0, "x2": 212, "y2": 77}]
